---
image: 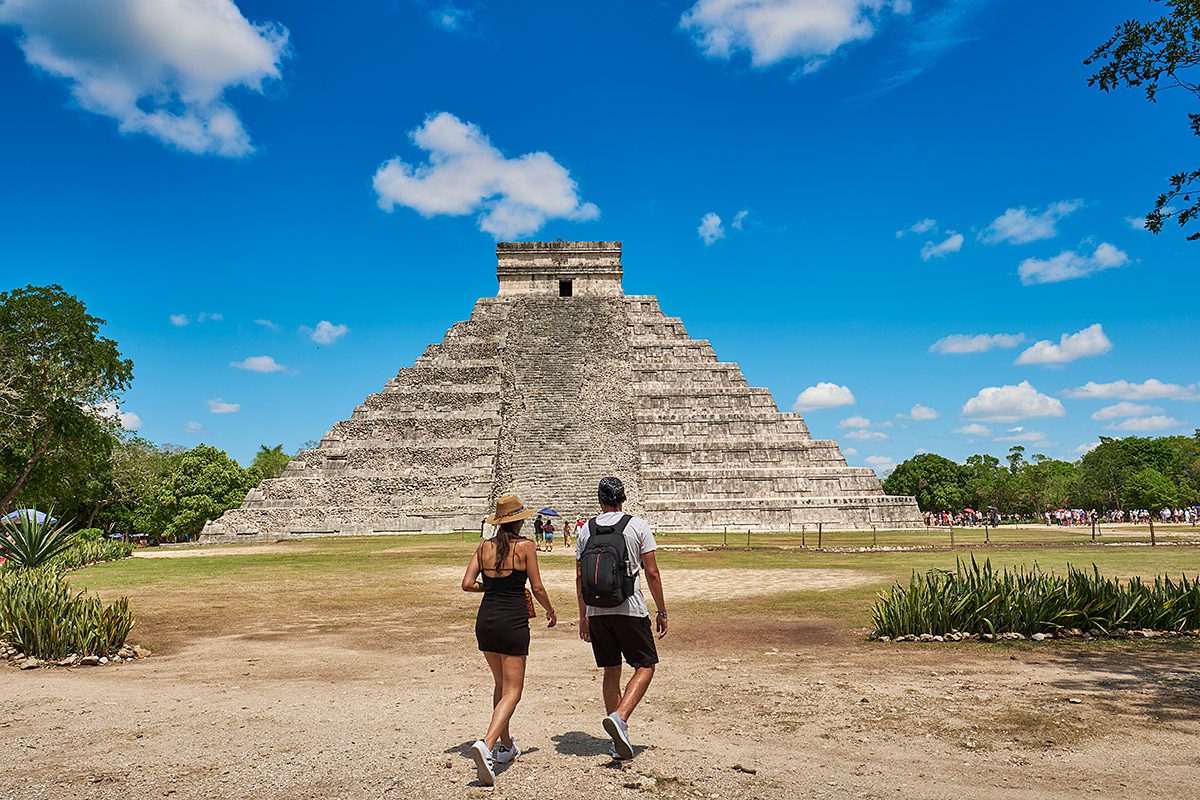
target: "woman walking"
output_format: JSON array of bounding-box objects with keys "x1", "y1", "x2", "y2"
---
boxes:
[{"x1": 461, "y1": 494, "x2": 557, "y2": 786}]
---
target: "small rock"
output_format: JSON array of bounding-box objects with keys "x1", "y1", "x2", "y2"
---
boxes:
[
  {"x1": 99, "y1": 656, "x2": 109, "y2": 664},
  {"x1": 732, "y1": 764, "x2": 757, "y2": 775},
  {"x1": 918, "y1": 634, "x2": 934, "y2": 642},
  {"x1": 132, "y1": 645, "x2": 151, "y2": 658},
  {"x1": 932, "y1": 635, "x2": 944, "y2": 643},
  {"x1": 1031, "y1": 633, "x2": 1046, "y2": 642},
  {"x1": 1068, "y1": 698, "x2": 1082, "y2": 704},
  {"x1": 80, "y1": 655, "x2": 101, "y2": 666},
  {"x1": 19, "y1": 658, "x2": 40, "y2": 670},
  {"x1": 56, "y1": 656, "x2": 77, "y2": 667}
]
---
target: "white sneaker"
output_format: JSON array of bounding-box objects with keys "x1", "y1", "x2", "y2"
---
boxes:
[
  {"x1": 470, "y1": 740, "x2": 495, "y2": 786},
  {"x1": 494, "y1": 739, "x2": 521, "y2": 764},
  {"x1": 607, "y1": 743, "x2": 627, "y2": 760},
  {"x1": 603, "y1": 712, "x2": 633, "y2": 760}
]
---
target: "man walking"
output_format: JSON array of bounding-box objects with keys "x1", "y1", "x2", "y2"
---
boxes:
[{"x1": 576, "y1": 476, "x2": 667, "y2": 760}]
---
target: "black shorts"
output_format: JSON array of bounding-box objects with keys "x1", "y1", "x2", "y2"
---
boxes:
[{"x1": 588, "y1": 614, "x2": 659, "y2": 669}]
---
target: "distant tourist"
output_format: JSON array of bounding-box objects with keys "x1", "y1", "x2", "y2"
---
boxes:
[
  {"x1": 576, "y1": 477, "x2": 667, "y2": 760},
  {"x1": 534, "y1": 514, "x2": 544, "y2": 546},
  {"x1": 545, "y1": 522, "x2": 554, "y2": 551},
  {"x1": 562, "y1": 519, "x2": 571, "y2": 547},
  {"x1": 462, "y1": 494, "x2": 557, "y2": 786}
]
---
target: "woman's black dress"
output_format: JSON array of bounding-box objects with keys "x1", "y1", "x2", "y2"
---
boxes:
[{"x1": 475, "y1": 569, "x2": 530, "y2": 656}]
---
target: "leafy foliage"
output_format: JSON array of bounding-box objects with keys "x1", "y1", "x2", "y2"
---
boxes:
[
  {"x1": 135, "y1": 445, "x2": 254, "y2": 541},
  {"x1": 882, "y1": 454, "x2": 968, "y2": 511},
  {"x1": 1086, "y1": 0, "x2": 1200, "y2": 240},
  {"x1": 0, "y1": 509, "x2": 78, "y2": 569},
  {"x1": 873, "y1": 557, "x2": 1200, "y2": 637},
  {"x1": 0, "y1": 567, "x2": 134, "y2": 659},
  {"x1": 250, "y1": 444, "x2": 292, "y2": 480}
]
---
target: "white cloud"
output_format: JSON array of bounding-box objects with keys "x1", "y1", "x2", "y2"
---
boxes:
[
  {"x1": 430, "y1": 4, "x2": 473, "y2": 32},
  {"x1": 208, "y1": 398, "x2": 240, "y2": 414},
  {"x1": 954, "y1": 423, "x2": 992, "y2": 437},
  {"x1": 1014, "y1": 323, "x2": 1113, "y2": 366},
  {"x1": 844, "y1": 429, "x2": 889, "y2": 441},
  {"x1": 1090, "y1": 402, "x2": 1163, "y2": 421},
  {"x1": 372, "y1": 112, "x2": 599, "y2": 239},
  {"x1": 680, "y1": 0, "x2": 910, "y2": 71},
  {"x1": 1126, "y1": 207, "x2": 1171, "y2": 231},
  {"x1": 837, "y1": 415, "x2": 872, "y2": 429},
  {"x1": 995, "y1": 426, "x2": 1047, "y2": 443},
  {"x1": 865, "y1": 454, "x2": 897, "y2": 476},
  {"x1": 731, "y1": 209, "x2": 749, "y2": 230},
  {"x1": 1063, "y1": 378, "x2": 1200, "y2": 402},
  {"x1": 979, "y1": 199, "x2": 1082, "y2": 245},
  {"x1": 88, "y1": 400, "x2": 141, "y2": 430},
  {"x1": 255, "y1": 319, "x2": 280, "y2": 331},
  {"x1": 230, "y1": 355, "x2": 286, "y2": 373},
  {"x1": 792, "y1": 382, "x2": 855, "y2": 411},
  {"x1": 306, "y1": 320, "x2": 349, "y2": 345},
  {"x1": 198, "y1": 312, "x2": 223, "y2": 323},
  {"x1": 184, "y1": 420, "x2": 204, "y2": 433},
  {"x1": 842, "y1": 447, "x2": 859, "y2": 457},
  {"x1": 929, "y1": 332, "x2": 1026, "y2": 355},
  {"x1": 0, "y1": 0, "x2": 288, "y2": 156},
  {"x1": 920, "y1": 232, "x2": 963, "y2": 261},
  {"x1": 906, "y1": 404, "x2": 940, "y2": 421},
  {"x1": 1111, "y1": 415, "x2": 1185, "y2": 432},
  {"x1": 896, "y1": 217, "x2": 937, "y2": 238},
  {"x1": 698, "y1": 212, "x2": 725, "y2": 246},
  {"x1": 1074, "y1": 441, "x2": 1100, "y2": 455},
  {"x1": 962, "y1": 381, "x2": 1065, "y2": 422},
  {"x1": 1018, "y1": 242, "x2": 1129, "y2": 285},
  {"x1": 169, "y1": 314, "x2": 189, "y2": 327}
]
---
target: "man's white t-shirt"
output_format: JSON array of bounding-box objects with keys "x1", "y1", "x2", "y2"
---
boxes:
[{"x1": 576, "y1": 512, "x2": 657, "y2": 618}]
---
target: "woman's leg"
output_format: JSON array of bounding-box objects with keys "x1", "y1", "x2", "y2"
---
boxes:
[
  {"x1": 482, "y1": 651, "x2": 511, "y2": 747},
  {"x1": 483, "y1": 654, "x2": 527, "y2": 749}
]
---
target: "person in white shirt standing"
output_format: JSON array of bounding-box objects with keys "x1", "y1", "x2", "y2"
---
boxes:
[{"x1": 576, "y1": 476, "x2": 667, "y2": 760}]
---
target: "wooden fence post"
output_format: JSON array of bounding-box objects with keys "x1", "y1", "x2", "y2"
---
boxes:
[
  {"x1": 801, "y1": 524, "x2": 806, "y2": 547},
  {"x1": 818, "y1": 522, "x2": 823, "y2": 549},
  {"x1": 723, "y1": 525, "x2": 727, "y2": 547}
]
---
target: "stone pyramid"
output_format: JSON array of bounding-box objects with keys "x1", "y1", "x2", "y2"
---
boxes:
[{"x1": 200, "y1": 242, "x2": 920, "y2": 543}]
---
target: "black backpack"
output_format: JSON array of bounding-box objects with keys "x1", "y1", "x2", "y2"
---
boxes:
[{"x1": 579, "y1": 514, "x2": 635, "y2": 608}]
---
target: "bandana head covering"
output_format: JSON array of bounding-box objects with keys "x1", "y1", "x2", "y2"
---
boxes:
[{"x1": 598, "y1": 476, "x2": 627, "y2": 506}]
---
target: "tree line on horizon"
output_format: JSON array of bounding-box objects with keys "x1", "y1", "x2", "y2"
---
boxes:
[{"x1": 882, "y1": 436, "x2": 1200, "y2": 518}]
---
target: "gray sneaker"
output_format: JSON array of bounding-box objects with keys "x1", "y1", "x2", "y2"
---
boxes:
[{"x1": 603, "y1": 712, "x2": 633, "y2": 760}]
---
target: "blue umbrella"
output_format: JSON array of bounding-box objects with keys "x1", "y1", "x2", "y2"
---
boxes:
[
  {"x1": 3, "y1": 509, "x2": 54, "y2": 525},
  {"x1": 537, "y1": 508, "x2": 560, "y2": 516}
]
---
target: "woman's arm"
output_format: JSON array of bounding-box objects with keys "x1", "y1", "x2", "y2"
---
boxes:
[
  {"x1": 462, "y1": 544, "x2": 484, "y2": 592},
  {"x1": 521, "y1": 540, "x2": 557, "y2": 627}
]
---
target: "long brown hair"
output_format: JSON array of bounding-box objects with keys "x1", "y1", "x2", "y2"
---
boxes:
[{"x1": 491, "y1": 519, "x2": 525, "y2": 571}]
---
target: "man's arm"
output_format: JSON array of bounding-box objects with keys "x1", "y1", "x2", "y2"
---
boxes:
[
  {"x1": 576, "y1": 560, "x2": 590, "y2": 641},
  {"x1": 641, "y1": 550, "x2": 668, "y2": 639}
]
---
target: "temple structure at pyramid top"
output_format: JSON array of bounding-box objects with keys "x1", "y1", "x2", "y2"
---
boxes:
[{"x1": 200, "y1": 241, "x2": 921, "y2": 543}]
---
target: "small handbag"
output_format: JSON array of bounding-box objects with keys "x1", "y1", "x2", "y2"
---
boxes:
[{"x1": 524, "y1": 588, "x2": 536, "y2": 619}]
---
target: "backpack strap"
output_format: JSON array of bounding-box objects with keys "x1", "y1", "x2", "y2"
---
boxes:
[
  {"x1": 613, "y1": 514, "x2": 633, "y2": 535},
  {"x1": 588, "y1": 517, "x2": 598, "y2": 536}
]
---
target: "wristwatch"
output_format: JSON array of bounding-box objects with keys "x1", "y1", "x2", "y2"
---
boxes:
[{"x1": 656, "y1": 610, "x2": 668, "y2": 618}]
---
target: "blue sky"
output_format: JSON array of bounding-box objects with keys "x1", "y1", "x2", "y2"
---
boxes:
[{"x1": 1, "y1": 0, "x2": 1197, "y2": 473}]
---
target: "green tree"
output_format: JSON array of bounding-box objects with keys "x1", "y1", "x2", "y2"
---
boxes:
[
  {"x1": 964, "y1": 454, "x2": 1007, "y2": 512},
  {"x1": 0, "y1": 285, "x2": 133, "y2": 510},
  {"x1": 136, "y1": 445, "x2": 252, "y2": 541},
  {"x1": 883, "y1": 453, "x2": 968, "y2": 512},
  {"x1": 1087, "y1": 0, "x2": 1200, "y2": 240},
  {"x1": 1123, "y1": 466, "x2": 1178, "y2": 542},
  {"x1": 1026, "y1": 457, "x2": 1080, "y2": 516},
  {"x1": 251, "y1": 444, "x2": 292, "y2": 480}
]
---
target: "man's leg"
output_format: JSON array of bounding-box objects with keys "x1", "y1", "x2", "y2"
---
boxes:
[
  {"x1": 615, "y1": 666, "x2": 655, "y2": 721},
  {"x1": 602, "y1": 665, "x2": 622, "y2": 715}
]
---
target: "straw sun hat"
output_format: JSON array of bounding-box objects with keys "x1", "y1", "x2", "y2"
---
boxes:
[{"x1": 486, "y1": 494, "x2": 535, "y2": 526}]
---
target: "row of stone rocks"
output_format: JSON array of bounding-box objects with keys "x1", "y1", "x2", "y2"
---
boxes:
[
  {"x1": 3, "y1": 642, "x2": 150, "y2": 669},
  {"x1": 873, "y1": 628, "x2": 1200, "y2": 643}
]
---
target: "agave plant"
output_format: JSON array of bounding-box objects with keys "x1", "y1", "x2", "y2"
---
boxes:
[{"x1": 0, "y1": 508, "x2": 78, "y2": 570}]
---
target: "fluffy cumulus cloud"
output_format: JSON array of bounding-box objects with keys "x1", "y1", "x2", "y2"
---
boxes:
[
  {"x1": 896, "y1": 217, "x2": 937, "y2": 238},
  {"x1": 979, "y1": 199, "x2": 1082, "y2": 245},
  {"x1": 906, "y1": 404, "x2": 940, "y2": 421},
  {"x1": 1111, "y1": 415, "x2": 1185, "y2": 432},
  {"x1": 698, "y1": 212, "x2": 725, "y2": 245},
  {"x1": 207, "y1": 398, "x2": 240, "y2": 414},
  {"x1": 0, "y1": 0, "x2": 288, "y2": 156},
  {"x1": 1075, "y1": 441, "x2": 1100, "y2": 455},
  {"x1": 230, "y1": 355, "x2": 286, "y2": 373},
  {"x1": 961, "y1": 381, "x2": 1065, "y2": 423},
  {"x1": 1063, "y1": 378, "x2": 1200, "y2": 402},
  {"x1": 844, "y1": 428, "x2": 889, "y2": 441},
  {"x1": 837, "y1": 415, "x2": 872, "y2": 428},
  {"x1": 995, "y1": 426, "x2": 1047, "y2": 443},
  {"x1": 1090, "y1": 402, "x2": 1163, "y2": 421},
  {"x1": 920, "y1": 232, "x2": 963, "y2": 261},
  {"x1": 953, "y1": 423, "x2": 992, "y2": 437},
  {"x1": 1014, "y1": 323, "x2": 1112, "y2": 366},
  {"x1": 792, "y1": 382, "x2": 855, "y2": 411},
  {"x1": 306, "y1": 320, "x2": 349, "y2": 345},
  {"x1": 1018, "y1": 242, "x2": 1129, "y2": 285},
  {"x1": 842, "y1": 447, "x2": 859, "y2": 457},
  {"x1": 680, "y1": 0, "x2": 911, "y2": 71},
  {"x1": 255, "y1": 319, "x2": 280, "y2": 331},
  {"x1": 169, "y1": 314, "x2": 189, "y2": 327},
  {"x1": 929, "y1": 332, "x2": 1026, "y2": 355},
  {"x1": 184, "y1": 420, "x2": 204, "y2": 433},
  {"x1": 864, "y1": 454, "x2": 897, "y2": 476},
  {"x1": 373, "y1": 112, "x2": 599, "y2": 239}
]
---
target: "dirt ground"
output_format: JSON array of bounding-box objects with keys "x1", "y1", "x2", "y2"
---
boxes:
[{"x1": 4, "y1": 546, "x2": 1200, "y2": 799}]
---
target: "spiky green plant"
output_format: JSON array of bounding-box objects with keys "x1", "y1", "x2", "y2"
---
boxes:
[
  {"x1": 872, "y1": 557, "x2": 1200, "y2": 638},
  {"x1": 0, "y1": 509, "x2": 78, "y2": 570},
  {"x1": 0, "y1": 567, "x2": 135, "y2": 659}
]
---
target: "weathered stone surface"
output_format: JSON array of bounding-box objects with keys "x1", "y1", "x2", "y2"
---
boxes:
[{"x1": 201, "y1": 242, "x2": 921, "y2": 543}]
